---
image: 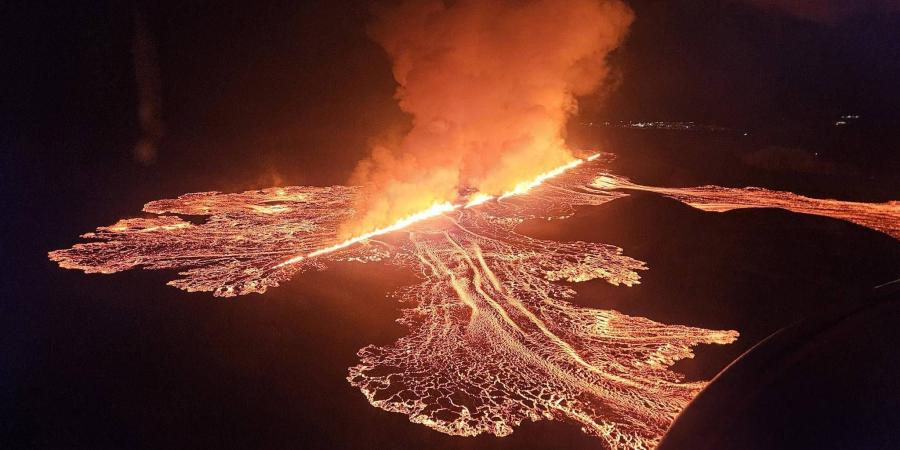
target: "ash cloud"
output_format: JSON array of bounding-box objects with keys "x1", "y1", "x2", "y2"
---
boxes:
[{"x1": 343, "y1": 0, "x2": 633, "y2": 237}]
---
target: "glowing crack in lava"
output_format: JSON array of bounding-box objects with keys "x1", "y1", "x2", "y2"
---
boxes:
[{"x1": 49, "y1": 156, "x2": 900, "y2": 449}]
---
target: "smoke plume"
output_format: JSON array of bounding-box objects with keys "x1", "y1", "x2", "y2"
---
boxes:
[
  {"x1": 342, "y1": 0, "x2": 633, "y2": 237},
  {"x1": 132, "y1": 10, "x2": 164, "y2": 165}
]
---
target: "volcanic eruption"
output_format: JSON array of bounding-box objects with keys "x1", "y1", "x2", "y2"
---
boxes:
[
  {"x1": 46, "y1": 1, "x2": 900, "y2": 449},
  {"x1": 341, "y1": 0, "x2": 634, "y2": 238},
  {"x1": 48, "y1": 152, "x2": 900, "y2": 448}
]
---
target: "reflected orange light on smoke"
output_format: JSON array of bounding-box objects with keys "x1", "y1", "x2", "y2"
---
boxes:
[{"x1": 344, "y1": 0, "x2": 634, "y2": 239}]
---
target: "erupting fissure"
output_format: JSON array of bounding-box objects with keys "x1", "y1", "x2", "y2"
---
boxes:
[
  {"x1": 49, "y1": 155, "x2": 900, "y2": 449},
  {"x1": 276, "y1": 155, "x2": 591, "y2": 268},
  {"x1": 342, "y1": 0, "x2": 635, "y2": 238},
  {"x1": 41, "y1": 1, "x2": 900, "y2": 447}
]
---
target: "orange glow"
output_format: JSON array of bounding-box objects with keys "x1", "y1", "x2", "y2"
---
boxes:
[
  {"x1": 498, "y1": 157, "x2": 585, "y2": 199},
  {"x1": 275, "y1": 201, "x2": 456, "y2": 267},
  {"x1": 48, "y1": 156, "x2": 899, "y2": 449},
  {"x1": 277, "y1": 154, "x2": 597, "y2": 268},
  {"x1": 463, "y1": 192, "x2": 495, "y2": 208},
  {"x1": 345, "y1": 0, "x2": 634, "y2": 238},
  {"x1": 593, "y1": 174, "x2": 900, "y2": 240}
]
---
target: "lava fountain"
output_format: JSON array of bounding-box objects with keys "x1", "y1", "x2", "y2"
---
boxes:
[{"x1": 49, "y1": 155, "x2": 900, "y2": 449}]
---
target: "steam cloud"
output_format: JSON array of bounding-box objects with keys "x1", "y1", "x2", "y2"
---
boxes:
[{"x1": 342, "y1": 0, "x2": 633, "y2": 237}]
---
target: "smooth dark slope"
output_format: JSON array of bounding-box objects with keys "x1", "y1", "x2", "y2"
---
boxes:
[{"x1": 658, "y1": 287, "x2": 900, "y2": 450}]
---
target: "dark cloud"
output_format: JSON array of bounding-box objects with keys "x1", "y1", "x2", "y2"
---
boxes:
[{"x1": 742, "y1": 0, "x2": 900, "y2": 23}]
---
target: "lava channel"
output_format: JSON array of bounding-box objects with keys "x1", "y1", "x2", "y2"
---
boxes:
[{"x1": 49, "y1": 156, "x2": 900, "y2": 449}]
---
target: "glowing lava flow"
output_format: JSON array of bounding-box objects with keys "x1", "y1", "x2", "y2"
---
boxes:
[
  {"x1": 275, "y1": 201, "x2": 457, "y2": 267},
  {"x1": 498, "y1": 157, "x2": 586, "y2": 199},
  {"x1": 48, "y1": 156, "x2": 900, "y2": 449},
  {"x1": 276, "y1": 155, "x2": 592, "y2": 267},
  {"x1": 592, "y1": 174, "x2": 900, "y2": 240}
]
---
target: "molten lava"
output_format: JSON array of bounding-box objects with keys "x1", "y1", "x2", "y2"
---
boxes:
[
  {"x1": 592, "y1": 175, "x2": 900, "y2": 240},
  {"x1": 278, "y1": 155, "x2": 593, "y2": 267},
  {"x1": 49, "y1": 155, "x2": 900, "y2": 449},
  {"x1": 275, "y1": 200, "x2": 457, "y2": 267}
]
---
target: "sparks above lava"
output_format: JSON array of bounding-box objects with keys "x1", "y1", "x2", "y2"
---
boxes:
[{"x1": 49, "y1": 155, "x2": 900, "y2": 449}]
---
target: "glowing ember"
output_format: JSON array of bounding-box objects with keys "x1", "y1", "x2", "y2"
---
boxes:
[{"x1": 49, "y1": 156, "x2": 900, "y2": 449}]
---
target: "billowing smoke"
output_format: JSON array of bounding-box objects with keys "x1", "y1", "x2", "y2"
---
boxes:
[{"x1": 341, "y1": 0, "x2": 633, "y2": 237}]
